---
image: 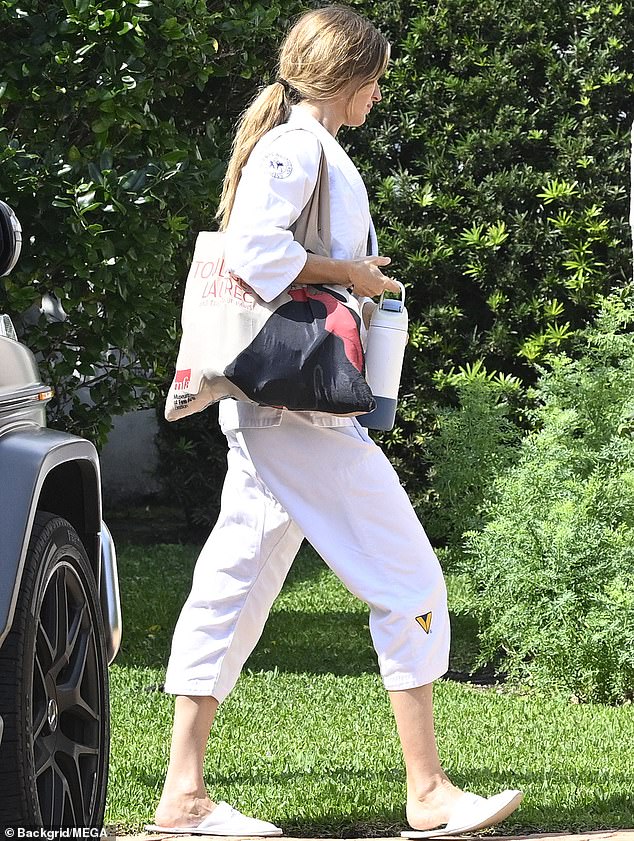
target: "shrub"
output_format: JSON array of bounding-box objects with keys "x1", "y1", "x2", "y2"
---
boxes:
[
  {"x1": 421, "y1": 366, "x2": 523, "y2": 558},
  {"x1": 350, "y1": 0, "x2": 634, "y2": 503},
  {"x1": 155, "y1": 401, "x2": 227, "y2": 535},
  {"x1": 2, "y1": 0, "x2": 633, "y2": 564},
  {"x1": 363, "y1": 0, "x2": 633, "y2": 366},
  {"x1": 462, "y1": 293, "x2": 634, "y2": 703},
  {"x1": 0, "y1": 0, "x2": 305, "y2": 444}
]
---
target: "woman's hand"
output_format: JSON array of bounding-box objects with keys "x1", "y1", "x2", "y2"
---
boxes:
[
  {"x1": 347, "y1": 256, "x2": 400, "y2": 298},
  {"x1": 298, "y1": 253, "x2": 400, "y2": 297}
]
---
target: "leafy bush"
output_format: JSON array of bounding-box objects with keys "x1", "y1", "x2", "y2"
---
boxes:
[
  {"x1": 350, "y1": 0, "x2": 634, "y2": 503},
  {"x1": 363, "y1": 0, "x2": 632, "y2": 364},
  {"x1": 421, "y1": 365, "x2": 523, "y2": 557},
  {"x1": 2, "y1": 0, "x2": 633, "y2": 593},
  {"x1": 462, "y1": 293, "x2": 634, "y2": 703},
  {"x1": 155, "y1": 402, "x2": 227, "y2": 535},
  {"x1": 0, "y1": 0, "x2": 304, "y2": 444}
]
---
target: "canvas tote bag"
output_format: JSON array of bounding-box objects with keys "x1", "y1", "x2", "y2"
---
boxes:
[{"x1": 165, "y1": 147, "x2": 376, "y2": 421}]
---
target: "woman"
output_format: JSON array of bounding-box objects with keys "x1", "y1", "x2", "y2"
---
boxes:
[{"x1": 149, "y1": 6, "x2": 523, "y2": 837}]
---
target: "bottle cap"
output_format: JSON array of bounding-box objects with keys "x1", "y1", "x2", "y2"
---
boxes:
[
  {"x1": 378, "y1": 281, "x2": 406, "y2": 313},
  {"x1": 381, "y1": 299, "x2": 403, "y2": 312}
]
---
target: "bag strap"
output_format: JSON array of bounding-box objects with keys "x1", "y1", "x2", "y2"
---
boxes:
[{"x1": 291, "y1": 144, "x2": 331, "y2": 259}]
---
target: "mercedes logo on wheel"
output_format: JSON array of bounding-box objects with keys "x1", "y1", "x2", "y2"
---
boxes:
[{"x1": 47, "y1": 697, "x2": 58, "y2": 732}]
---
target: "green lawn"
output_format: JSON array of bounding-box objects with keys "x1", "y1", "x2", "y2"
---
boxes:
[{"x1": 106, "y1": 542, "x2": 634, "y2": 834}]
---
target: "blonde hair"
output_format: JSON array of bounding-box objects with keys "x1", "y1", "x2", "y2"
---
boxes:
[{"x1": 216, "y1": 5, "x2": 390, "y2": 229}]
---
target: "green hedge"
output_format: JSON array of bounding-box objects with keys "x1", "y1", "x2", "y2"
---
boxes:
[
  {"x1": 354, "y1": 0, "x2": 633, "y2": 502},
  {"x1": 3, "y1": 0, "x2": 633, "y2": 703},
  {"x1": 1, "y1": 0, "x2": 633, "y2": 527},
  {"x1": 0, "y1": 0, "x2": 304, "y2": 442}
]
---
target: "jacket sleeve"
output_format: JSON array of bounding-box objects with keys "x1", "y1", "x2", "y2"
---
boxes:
[{"x1": 224, "y1": 128, "x2": 322, "y2": 303}]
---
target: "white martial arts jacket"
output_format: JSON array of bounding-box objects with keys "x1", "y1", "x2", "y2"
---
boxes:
[{"x1": 220, "y1": 105, "x2": 379, "y2": 432}]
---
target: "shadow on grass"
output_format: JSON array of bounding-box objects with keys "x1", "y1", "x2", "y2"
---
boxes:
[
  {"x1": 247, "y1": 610, "x2": 482, "y2": 680},
  {"x1": 245, "y1": 609, "x2": 377, "y2": 675},
  {"x1": 116, "y1": 609, "x2": 379, "y2": 675},
  {"x1": 116, "y1": 604, "x2": 479, "y2": 680},
  {"x1": 115, "y1": 539, "x2": 484, "y2": 679},
  {"x1": 282, "y1": 791, "x2": 634, "y2": 837}
]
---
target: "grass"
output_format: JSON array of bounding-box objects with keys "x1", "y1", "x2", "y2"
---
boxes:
[{"x1": 106, "y1": 541, "x2": 634, "y2": 835}]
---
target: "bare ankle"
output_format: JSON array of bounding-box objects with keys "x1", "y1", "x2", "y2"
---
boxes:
[
  {"x1": 163, "y1": 781, "x2": 206, "y2": 800},
  {"x1": 155, "y1": 790, "x2": 215, "y2": 827},
  {"x1": 408, "y1": 773, "x2": 456, "y2": 802},
  {"x1": 405, "y1": 778, "x2": 465, "y2": 831}
]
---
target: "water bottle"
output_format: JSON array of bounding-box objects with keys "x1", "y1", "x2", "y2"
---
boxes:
[{"x1": 358, "y1": 282, "x2": 408, "y2": 431}]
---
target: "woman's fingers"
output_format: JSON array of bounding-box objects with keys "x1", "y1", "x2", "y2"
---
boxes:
[
  {"x1": 369, "y1": 257, "x2": 401, "y2": 295},
  {"x1": 372, "y1": 255, "x2": 392, "y2": 267},
  {"x1": 383, "y1": 276, "x2": 401, "y2": 293},
  {"x1": 348, "y1": 255, "x2": 401, "y2": 297}
]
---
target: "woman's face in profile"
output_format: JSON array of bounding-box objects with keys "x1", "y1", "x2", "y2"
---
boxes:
[{"x1": 340, "y1": 78, "x2": 383, "y2": 128}]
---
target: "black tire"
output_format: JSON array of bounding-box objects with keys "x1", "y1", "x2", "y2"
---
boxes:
[{"x1": 0, "y1": 513, "x2": 109, "y2": 830}]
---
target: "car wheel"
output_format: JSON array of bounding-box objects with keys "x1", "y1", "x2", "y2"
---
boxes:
[{"x1": 0, "y1": 512, "x2": 109, "y2": 829}]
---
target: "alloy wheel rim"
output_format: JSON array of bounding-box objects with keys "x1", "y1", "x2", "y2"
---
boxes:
[{"x1": 31, "y1": 559, "x2": 103, "y2": 826}]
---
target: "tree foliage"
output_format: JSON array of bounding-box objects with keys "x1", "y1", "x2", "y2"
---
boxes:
[
  {"x1": 349, "y1": 0, "x2": 632, "y2": 498},
  {"x1": 3, "y1": 0, "x2": 633, "y2": 700},
  {"x1": 0, "y1": 0, "x2": 304, "y2": 442},
  {"x1": 1, "y1": 0, "x2": 632, "y2": 487}
]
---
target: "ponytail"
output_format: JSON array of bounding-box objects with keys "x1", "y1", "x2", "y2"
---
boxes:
[
  {"x1": 216, "y1": 82, "x2": 291, "y2": 230},
  {"x1": 216, "y1": 6, "x2": 389, "y2": 231}
]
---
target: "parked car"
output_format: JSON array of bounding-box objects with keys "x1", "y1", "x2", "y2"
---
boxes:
[{"x1": 0, "y1": 200, "x2": 122, "y2": 829}]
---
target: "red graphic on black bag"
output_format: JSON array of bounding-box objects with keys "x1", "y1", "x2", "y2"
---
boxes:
[{"x1": 223, "y1": 286, "x2": 375, "y2": 413}]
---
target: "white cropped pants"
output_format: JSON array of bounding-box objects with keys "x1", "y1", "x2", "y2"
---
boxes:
[{"x1": 164, "y1": 412, "x2": 450, "y2": 702}]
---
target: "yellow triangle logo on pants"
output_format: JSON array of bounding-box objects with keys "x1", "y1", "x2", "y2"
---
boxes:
[{"x1": 416, "y1": 612, "x2": 432, "y2": 634}]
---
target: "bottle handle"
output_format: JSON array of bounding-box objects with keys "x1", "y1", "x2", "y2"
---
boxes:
[{"x1": 379, "y1": 281, "x2": 406, "y2": 312}]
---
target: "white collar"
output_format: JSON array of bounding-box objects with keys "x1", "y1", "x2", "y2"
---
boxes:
[
  {"x1": 288, "y1": 105, "x2": 338, "y2": 145},
  {"x1": 288, "y1": 106, "x2": 368, "y2": 214}
]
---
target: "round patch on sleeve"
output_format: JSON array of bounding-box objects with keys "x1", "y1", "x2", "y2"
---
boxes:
[{"x1": 266, "y1": 153, "x2": 293, "y2": 179}]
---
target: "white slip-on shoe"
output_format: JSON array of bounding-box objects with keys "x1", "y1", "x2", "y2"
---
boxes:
[
  {"x1": 401, "y1": 788, "x2": 524, "y2": 838},
  {"x1": 145, "y1": 801, "x2": 283, "y2": 836}
]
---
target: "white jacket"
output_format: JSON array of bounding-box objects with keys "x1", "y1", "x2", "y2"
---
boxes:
[{"x1": 220, "y1": 105, "x2": 378, "y2": 431}]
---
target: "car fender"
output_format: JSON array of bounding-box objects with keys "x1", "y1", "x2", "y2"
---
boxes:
[
  {"x1": 100, "y1": 519, "x2": 122, "y2": 664},
  {"x1": 0, "y1": 426, "x2": 121, "y2": 661}
]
